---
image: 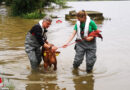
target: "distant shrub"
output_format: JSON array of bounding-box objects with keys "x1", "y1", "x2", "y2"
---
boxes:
[
  {"x1": 5, "y1": 0, "x2": 13, "y2": 6},
  {"x1": 11, "y1": 0, "x2": 42, "y2": 16},
  {"x1": 22, "y1": 11, "x2": 46, "y2": 19},
  {"x1": 0, "y1": 0, "x2": 3, "y2": 4},
  {"x1": 53, "y1": 0, "x2": 66, "y2": 7},
  {"x1": 9, "y1": 0, "x2": 66, "y2": 19}
]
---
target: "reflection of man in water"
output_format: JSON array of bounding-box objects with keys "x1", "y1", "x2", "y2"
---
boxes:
[
  {"x1": 26, "y1": 72, "x2": 59, "y2": 90},
  {"x1": 72, "y1": 70, "x2": 94, "y2": 90}
]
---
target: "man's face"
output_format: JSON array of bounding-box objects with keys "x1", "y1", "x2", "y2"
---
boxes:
[{"x1": 42, "y1": 21, "x2": 51, "y2": 29}]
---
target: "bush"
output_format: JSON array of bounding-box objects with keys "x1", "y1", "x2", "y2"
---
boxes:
[
  {"x1": 53, "y1": 0, "x2": 66, "y2": 6},
  {"x1": 11, "y1": 0, "x2": 42, "y2": 16},
  {"x1": 0, "y1": 0, "x2": 3, "y2": 4},
  {"x1": 5, "y1": 0, "x2": 13, "y2": 6},
  {"x1": 10, "y1": 0, "x2": 66, "y2": 19},
  {"x1": 21, "y1": 10, "x2": 46, "y2": 19}
]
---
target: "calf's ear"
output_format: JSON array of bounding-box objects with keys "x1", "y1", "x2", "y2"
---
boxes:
[{"x1": 55, "y1": 51, "x2": 60, "y2": 56}]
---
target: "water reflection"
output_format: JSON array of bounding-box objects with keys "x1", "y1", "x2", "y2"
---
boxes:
[
  {"x1": 26, "y1": 71, "x2": 59, "y2": 90},
  {"x1": 72, "y1": 69, "x2": 94, "y2": 90},
  {"x1": 26, "y1": 83, "x2": 42, "y2": 90}
]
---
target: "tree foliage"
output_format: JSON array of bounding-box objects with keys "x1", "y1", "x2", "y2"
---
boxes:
[
  {"x1": 0, "y1": 0, "x2": 3, "y2": 4},
  {"x1": 52, "y1": 0, "x2": 66, "y2": 6},
  {"x1": 10, "y1": 0, "x2": 66, "y2": 16},
  {"x1": 11, "y1": 0, "x2": 42, "y2": 16}
]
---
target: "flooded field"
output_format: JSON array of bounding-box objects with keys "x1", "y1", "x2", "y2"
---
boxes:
[{"x1": 0, "y1": 1, "x2": 130, "y2": 90}]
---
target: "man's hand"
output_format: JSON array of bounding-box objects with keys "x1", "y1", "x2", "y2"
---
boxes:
[
  {"x1": 51, "y1": 46, "x2": 58, "y2": 52},
  {"x1": 43, "y1": 43, "x2": 51, "y2": 49},
  {"x1": 86, "y1": 36, "x2": 94, "y2": 41}
]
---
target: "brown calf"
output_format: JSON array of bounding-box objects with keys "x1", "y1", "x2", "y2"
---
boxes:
[{"x1": 42, "y1": 44, "x2": 60, "y2": 71}]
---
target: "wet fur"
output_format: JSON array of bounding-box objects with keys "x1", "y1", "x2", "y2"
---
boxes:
[{"x1": 42, "y1": 44, "x2": 60, "y2": 71}]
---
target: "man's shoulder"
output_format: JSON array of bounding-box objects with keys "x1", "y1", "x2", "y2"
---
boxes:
[
  {"x1": 31, "y1": 23, "x2": 42, "y2": 32},
  {"x1": 32, "y1": 24, "x2": 41, "y2": 29},
  {"x1": 34, "y1": 23, "x2": 41, "y2": 27}
]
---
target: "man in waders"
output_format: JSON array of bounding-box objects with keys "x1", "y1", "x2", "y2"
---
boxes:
[
  {"x1": 63, "y1": 10, "x2": 98, "y2": 73},
  {"x1": 25, "y1": 16, "x2": 58, "y2": 70}
]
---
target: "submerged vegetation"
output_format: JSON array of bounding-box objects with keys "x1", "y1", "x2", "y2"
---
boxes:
[{"x1": 0, "y1": 77, "x2": 15, "y2": 90}]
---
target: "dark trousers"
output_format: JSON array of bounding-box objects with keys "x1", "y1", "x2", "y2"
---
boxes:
[{"x1": 73, "y1": 41, "x2": 96, "y2": 71}]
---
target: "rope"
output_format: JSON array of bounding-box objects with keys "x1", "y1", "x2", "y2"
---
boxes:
[
  {"x1": 57, "y1": 38, "x2": 85, "y2": 49},
  {"x1": 57, "y1": 41, "x2": 77, "y2": 48}
]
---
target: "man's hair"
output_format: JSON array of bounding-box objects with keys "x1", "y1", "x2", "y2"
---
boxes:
[
  {"x1": 76, "y1": 10, "x2": 87, "y2": 18},
  {"x1": 43, "y1": 16, "x2": 52, "y2": 22}
]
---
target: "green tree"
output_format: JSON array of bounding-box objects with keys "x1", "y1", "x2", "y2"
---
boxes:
[
  {"x1": 5, "y1": 0, "x2": 13, "y2": 6},
  {"x1": 52, "y1": 0, "x2": 66, "y2": 6},
  {"x1": 11, "y1": 0, "x2": 66, "y2": 16},
  {"x1": 11, "y1": 0, "x2": 43, "y2": 16},
  {"x1": 0, "y1": 0, "x2": 3, "y2": 4}
]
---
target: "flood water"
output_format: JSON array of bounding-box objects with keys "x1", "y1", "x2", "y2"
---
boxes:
[{"x1": 0, "y1": 1, "x2": 130, "y2": 90}]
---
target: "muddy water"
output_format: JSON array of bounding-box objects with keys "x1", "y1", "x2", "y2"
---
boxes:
[{"x1": 0, "y1": 1, "x2": 130, "y2": 90}]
